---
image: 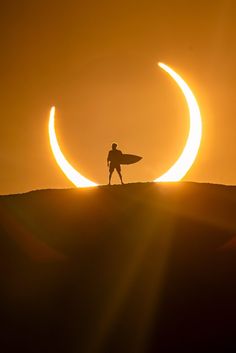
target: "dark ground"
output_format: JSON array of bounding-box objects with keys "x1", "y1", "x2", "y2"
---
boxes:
[{"x1": 0, "y1": 182, "x2": 236, "y2": 353}]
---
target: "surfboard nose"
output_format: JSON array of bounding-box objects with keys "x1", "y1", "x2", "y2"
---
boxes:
[{"x1": 120, "y1": 154, "x2": 142, "y2": 165}]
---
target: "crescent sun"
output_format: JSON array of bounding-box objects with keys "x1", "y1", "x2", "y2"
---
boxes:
[
  {"x1": 49, "y1": 107, "x2": 97, "y2": 187},
  {"x1": 155, "y1": 63, "x2": 202, "y2": 182},
  {"x1": 48, "y1": 63, "x2": 202, "y2": 187}
]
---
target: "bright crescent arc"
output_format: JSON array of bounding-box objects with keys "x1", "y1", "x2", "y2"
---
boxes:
[
  {"x1": 155, "y1": 63, "x2": 202, "y2": 182},
  {"x1": 48, "y1": 63, "x2": 202, "y2": 187},
  {"x1": 49, "y1": 107, "x2": 97, "y2": 187}
]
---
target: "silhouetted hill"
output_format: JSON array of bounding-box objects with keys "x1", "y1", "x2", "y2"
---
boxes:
[{"x1": 0, "y1": 182, "x2": 236, "y2": 353}]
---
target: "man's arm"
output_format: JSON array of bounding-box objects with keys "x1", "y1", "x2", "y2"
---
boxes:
[{"x1": 107, "y1": 151, "x2": 111, "y2": 167}]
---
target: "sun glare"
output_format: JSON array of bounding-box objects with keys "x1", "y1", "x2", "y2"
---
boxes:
[
  {"x1": 48, "y1": 107, "x2": 97, "y2": 187},
  {"x1": 155, "y1": 63, "x2": 202, "y2": 182}
]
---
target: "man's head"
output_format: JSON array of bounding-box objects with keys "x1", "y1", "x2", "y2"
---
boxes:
[{"x1": 112, "y1": 143, "x2": 117, "y2": 150}]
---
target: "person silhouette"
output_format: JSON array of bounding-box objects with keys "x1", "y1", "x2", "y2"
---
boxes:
[{"x1": 107, "y1": 143, "x2": 124, "y2": 185}]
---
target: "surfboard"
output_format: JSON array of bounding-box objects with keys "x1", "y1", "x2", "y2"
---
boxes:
[{"x1": 120, "y1": 154, "x2": 142, "y2": 165}]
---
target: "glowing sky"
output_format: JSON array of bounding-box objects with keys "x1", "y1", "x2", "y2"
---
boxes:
[{"x1": 0, "y1": 0, "x2": 236, "y2": 193}]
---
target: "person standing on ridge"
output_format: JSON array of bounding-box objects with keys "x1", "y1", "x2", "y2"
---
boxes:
[{"x1": 107, "y1": 143, "x2": 124, "y2": 185}]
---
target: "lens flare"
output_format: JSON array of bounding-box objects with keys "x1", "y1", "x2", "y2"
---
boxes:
[
  {"x1": 155, "y1": 63, "x2": 202, "y2": 182},
  {"x1": 48, "y1": 107, "x2": 97, "y2": 187}
]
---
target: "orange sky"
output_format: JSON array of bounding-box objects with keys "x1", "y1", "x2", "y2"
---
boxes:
[{"x1": 0, "y1": 0, "x2": 236, "y2": 194}]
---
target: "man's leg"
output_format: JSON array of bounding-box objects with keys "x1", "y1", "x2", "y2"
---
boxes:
[
  {"x1": 109, "y1": 170, "x2": 113, "y2": 185},
  {"x1": 117, "y1": 170, "x2": 124, "y2": 185}
]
